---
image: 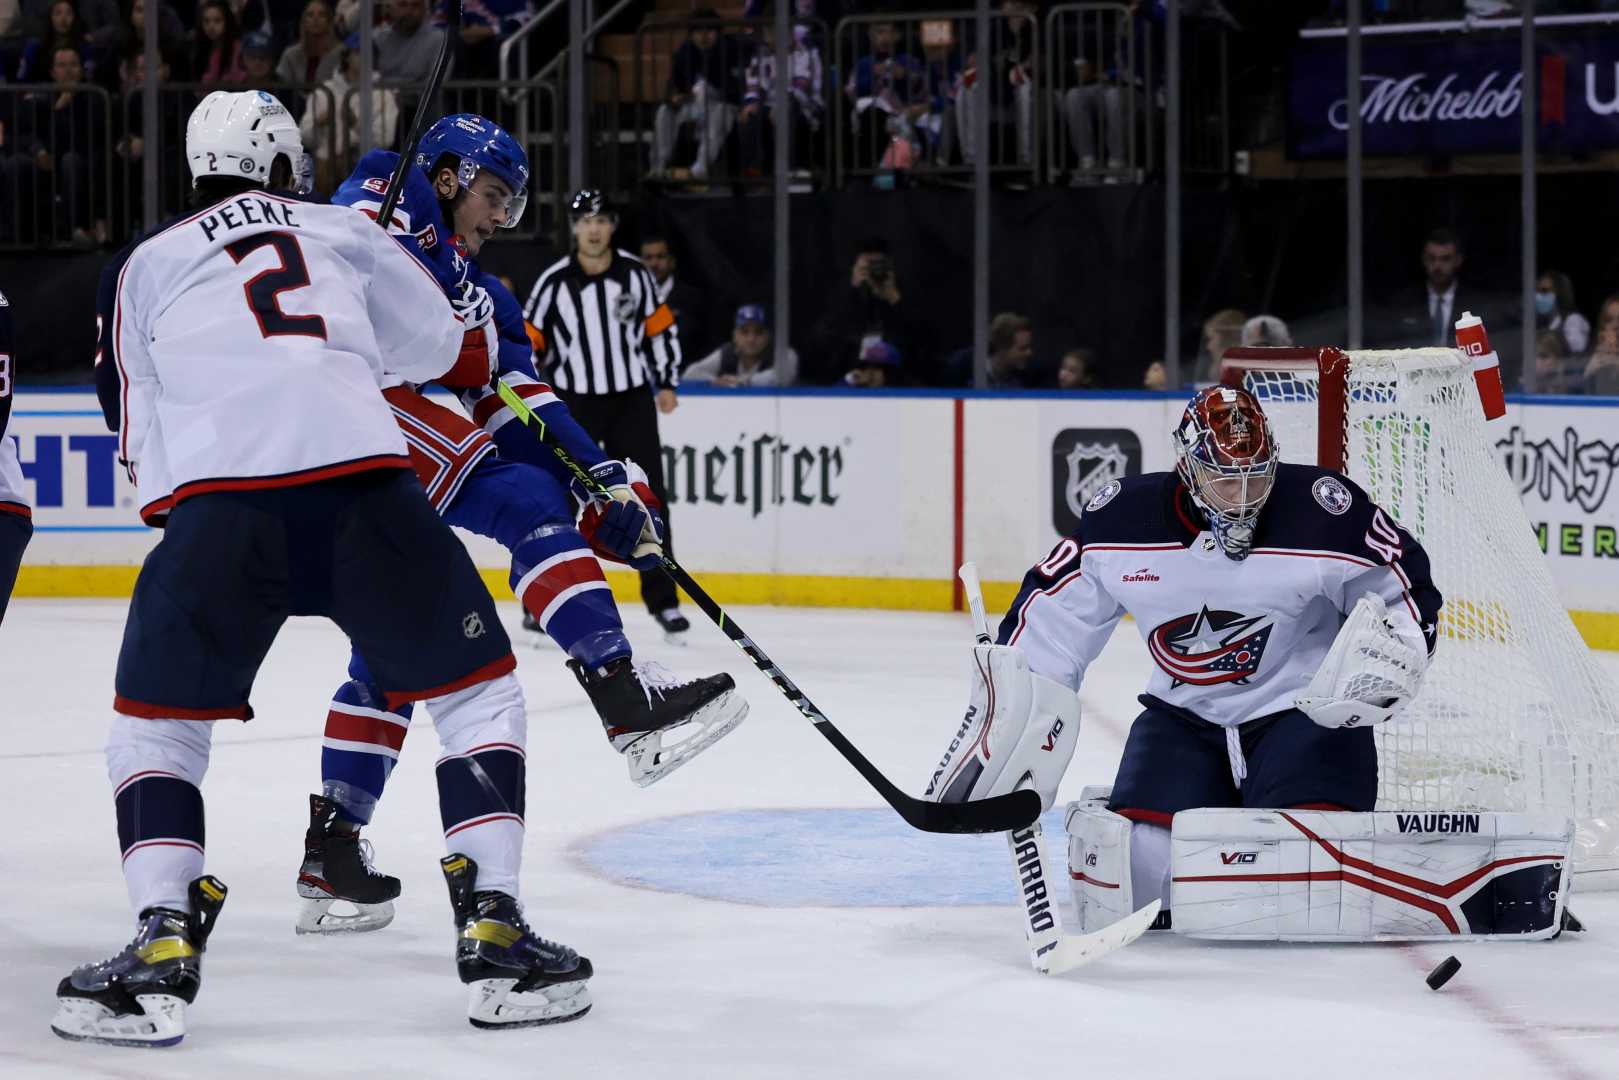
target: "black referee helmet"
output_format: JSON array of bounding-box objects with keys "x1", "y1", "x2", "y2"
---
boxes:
[{"x1": 569, "y1": 188, "x2": 616, "y2": 223}]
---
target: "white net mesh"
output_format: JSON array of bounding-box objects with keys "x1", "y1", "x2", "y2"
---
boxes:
[{"x1": 1237, "y1": 348, "x2": 1619, "y2": 881}]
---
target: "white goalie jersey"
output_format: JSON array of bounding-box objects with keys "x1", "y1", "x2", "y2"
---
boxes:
[{"x1": 1000, "y1": 465, "x2": 1442, "y2": 727}]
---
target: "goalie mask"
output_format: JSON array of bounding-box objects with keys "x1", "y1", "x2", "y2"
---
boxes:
[{"x1": 1172, "y1": 386, "x2": 1278, "y2": 561}]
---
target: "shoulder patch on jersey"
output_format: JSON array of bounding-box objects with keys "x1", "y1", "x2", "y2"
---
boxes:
[
  {"x1": 1311, "y1": 476, "x2": 1353, "y2": 515},
  {"x1": 1086, "y1": 479, "x2": 1122, "y2": 512}
]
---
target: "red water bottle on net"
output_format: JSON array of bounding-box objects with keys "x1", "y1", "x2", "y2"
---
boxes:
[{"x1": 1453, "y1": 311, "x2": 1506, "y2": 420}]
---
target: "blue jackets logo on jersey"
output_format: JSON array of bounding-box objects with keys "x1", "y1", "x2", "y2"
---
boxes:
[
  {"x1": 1147, "y1": 606, "x2": 1274, "y2": 687},
  {"x1": 1312, "y1": 475, "x2": 1353, "y2": 515}
]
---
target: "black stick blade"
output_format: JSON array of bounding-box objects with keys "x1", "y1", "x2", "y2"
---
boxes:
[{"x1": 901, "y1": 789, "x2": 1042, "y2": 835}]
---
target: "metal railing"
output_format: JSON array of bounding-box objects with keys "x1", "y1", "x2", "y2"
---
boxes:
[
  {"x1": 0, "y1": 83, "x2": 114, "y2": 251},
  {"x1": 633, "y1": 16, "x2": 833, "y2": 190},
  {"x1": 1045, "y1": 2, "x2": 1149, "y2": 184},
  {"x1": 833, "y1": 11, "x2": 1040, "y2": 187}
]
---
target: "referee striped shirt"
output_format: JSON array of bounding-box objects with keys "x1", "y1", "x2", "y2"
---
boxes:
[{"x1": 523, "y1": 249, "x2": 682, "y2": 394}]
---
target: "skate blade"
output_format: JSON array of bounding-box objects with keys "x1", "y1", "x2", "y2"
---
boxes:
[
  {"x1": 661, "y1": 629, "x2": 689, "y2": 647},
  {"x1": 466, "y1": 979, "x2": 592, "y2": 1029},
  {"x1": 51, "y1": 993, "x2": 186, "y2": 1047},
  {"x1": 295, "y1": 896, "x2": 396, "y2": 935},
  {"x1": 625, "y1": 692, "x2": 748, "y2": 788}
]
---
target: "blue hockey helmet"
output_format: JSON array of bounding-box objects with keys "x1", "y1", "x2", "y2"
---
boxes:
[{"x1": 415, "y1": 114, "x2": 530, "y2": 228}]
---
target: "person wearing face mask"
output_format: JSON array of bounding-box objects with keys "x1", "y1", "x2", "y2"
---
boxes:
[{"x1": 1534, "y1": 270, "x2": 1589, "y2": 358}]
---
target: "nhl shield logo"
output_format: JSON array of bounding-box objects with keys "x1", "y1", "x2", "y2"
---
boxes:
[{"x1": 1051, "y1": 428, "x2": 1142, "y2": 535}]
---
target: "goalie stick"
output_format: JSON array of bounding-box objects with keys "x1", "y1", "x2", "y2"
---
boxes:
[
  {"x1": 492, "y1": 382, "x2": 1040, "y2": 835},
  {"x1": 375, "y1": 0, "x2": 460, "y2": 230},
  {"x1": 958, "y1": 562, "x2": 1159, "y2": 973}
]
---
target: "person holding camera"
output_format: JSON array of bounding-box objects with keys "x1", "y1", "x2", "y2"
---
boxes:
[{"x1": 808, "y1": 237, "x2": 928, "y2": 385}]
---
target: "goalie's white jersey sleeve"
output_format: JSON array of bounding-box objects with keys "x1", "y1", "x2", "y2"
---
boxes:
[
  {"x1": 997, "y1": 465, "x2": 1441, "y2": 728},
  {"x1": 95, "y1": 191, "x2": 468, "y2": 524}
]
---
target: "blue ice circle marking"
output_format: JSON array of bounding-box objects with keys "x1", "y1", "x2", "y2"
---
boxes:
[{"x1": 573, "y1": 807, "x2": 1068, "y2": 907}]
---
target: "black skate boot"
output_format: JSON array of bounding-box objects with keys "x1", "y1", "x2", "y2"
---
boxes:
[
  {"x1": 52, "y1": 875, "x2": 228, "y2": 1047},
  {"x1": 296, "y1": 794, "x2": 401, "y2": 934},
  {"x1": 441, "y1": 854, "x2": 592, "y2": 1029},
  {"x1": 652, "y1": 606, "x2": 691, "y2": 645},
  {"x1": 567, "y1": 657, "x2": 748, "y2": 786}
]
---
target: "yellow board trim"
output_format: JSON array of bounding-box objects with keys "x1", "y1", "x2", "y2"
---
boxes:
[{"x1": 16, "y1": 565, "x2": 1619, "y2": 651}]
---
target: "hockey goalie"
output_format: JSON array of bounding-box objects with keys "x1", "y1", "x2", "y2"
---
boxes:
[{"x1": 927, "y1": 386, "x2": 1575, "y2": 943}]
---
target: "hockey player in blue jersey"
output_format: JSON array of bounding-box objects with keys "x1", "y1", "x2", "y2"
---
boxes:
[{"x1": 297, "y1": 115, "x2": 748, "y2": 935}]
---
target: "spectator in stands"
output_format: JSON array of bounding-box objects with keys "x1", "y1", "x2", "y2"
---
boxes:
[
  {"x1": 810, "y1": 237, "x2": 927, "y2": 385},
  {"x1": 1240, "y1": 313, "x2": 1292, "y2": 347},
  {"x1": 917, "y1": 18, "x2": 963, "y2": 167},
  {"x1": 1383, "y1": 227, "x2": 1489, "y2": 351},
  {"x1": 1059, "y1": 0, "x2": 1155, "y2": 184},
  {"x1": 19, "y1": 43, "x2": 106, "y2": 247},
  {"x1": 957, "y1": 0, "x2": 1036, "y2": 170},
  {"x1": 239, "y1": 28, "x2": 277, "y2": 87},
  {"x1": 1535, "y1": 269, "x2": 1589, "y2": 357},
  {"x1": 639, "y1": 232, "x2": 709, "y2": 362},
  {"x1": 191, "y1": 0, "x2": 246, "y2": 86},
  {"x1": 448, "y1": 0, "x2": 522, "y2": 81},
  {"x1": 1192, "y1": 307, "x2": 1245, "y2": 383},
  {"x1": 101, "y1": 0, "x2": 185, "y2": 72},
  {"x1": 16, "y1": 0, "x2": 100, "y2": 83},
  {"x1": 276, "y1": 0, "x2": 340, "y2": 86},
  {"x1": 18, "y1": 0, "x2": 117, "y2": 45},
  {"x1": 943, "y1": 311, "x2": 1034, "y2": 387},
  {"x1": 111, "y1": 44, "x2": 185, "y2": 237},
  {"x1": 1529, "y1": 329, "x2": 1582, "y2": 395},
  {"x1": 843, "y1": 20, "x2": 925, "y2": 177},
  {"x1": 300, "y1": 39, "x2": 396, "y2": 188},
  {"x1": 1057, "y1": 347, "x2": 1096, "y2": 390},
  {"x1": 844, "y1": 337, "x2": 902, "y2": 388},
  {"x1": 738, "y1": 22, "x2": 823, "y2": 177},
  {"x1": 685, "y1": 304, "x2": 799, "y2": 387},
  {"x1": 1583, "y1": 305, "x2": 1619, "y2": 395},
  {"x1": 1142, "y1": 360, "x2": 1169, "y2": 391},
  {"x1": 651, "y1": 9, "x2": 744, "y2": 182}
]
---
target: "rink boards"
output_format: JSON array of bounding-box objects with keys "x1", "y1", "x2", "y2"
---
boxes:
[{"x1": 9, "y1": 387, "x2": 1619, "y2": 648}]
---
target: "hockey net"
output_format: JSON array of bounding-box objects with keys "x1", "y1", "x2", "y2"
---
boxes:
[{"x1": 1222, "y1": 346, "x2": 1619, "y2": 884}]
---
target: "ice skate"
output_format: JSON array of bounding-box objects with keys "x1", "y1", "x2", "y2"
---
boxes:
[
  {"x1": 568, "y1": 657, "x2": 747, "y2": 786},
  {"x1": 652, "y1": 606, "x2": 690, "y2": 645},
  {"x1": 52, "y1": 876, "x2": 227, "y2": 1048},
  {"x1": 296, "y1": 793, "x2": 401, "y2": 934},
  {"x1": 441, "y1": 854, "x2": 592, "y2": 1029}
]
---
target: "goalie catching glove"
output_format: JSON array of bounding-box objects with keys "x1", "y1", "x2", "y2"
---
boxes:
[
  {"x1": 924, "y1": 642, "x2": 1080, "y2": 811},
  {"x1": 1296, "y1": 592, "x2": 1427, "y2": 729},
  {"x1": 438, "y1": 281, "x2": 500, "y2": 388},
  {"x1": 572, "y1": 460, "x2": 666, "y2": 570}
]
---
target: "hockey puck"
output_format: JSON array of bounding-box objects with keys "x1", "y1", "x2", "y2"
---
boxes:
[{"x1": 1425, "y1": 955, "x2": 1462, "y2": 990}]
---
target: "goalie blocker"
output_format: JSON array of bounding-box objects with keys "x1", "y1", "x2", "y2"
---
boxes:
[{"x1": 1069, "y1": 798, "x2": 1573, "y2": 941}]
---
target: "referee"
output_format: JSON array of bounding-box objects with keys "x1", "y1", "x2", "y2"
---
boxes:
[{"x1": 523, "y1": 190, "x2": 689, "y2": 640}]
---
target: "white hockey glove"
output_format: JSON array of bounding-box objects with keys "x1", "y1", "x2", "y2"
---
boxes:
[
  {"x1": 923, "y1": 643, "x2": 1080, "y2": 812},
  {"x1": 1296, "y1": 593, "x2": 1427, "y2": 729},
  {"x1": 445, "y1": 281, "x2": 499, "y2": 385}
]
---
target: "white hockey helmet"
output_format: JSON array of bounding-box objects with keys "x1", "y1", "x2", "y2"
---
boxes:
[{"x1": 186, "y1": 90, "x2": 312, "y2": 193}]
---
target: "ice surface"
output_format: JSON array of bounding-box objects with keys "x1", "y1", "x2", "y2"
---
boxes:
[{"x1": 2, "y1": 599, "x2": 1616, "y2": 1079}]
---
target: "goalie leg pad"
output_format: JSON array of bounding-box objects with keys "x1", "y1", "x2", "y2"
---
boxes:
[
  {"x1": 1170, "y1": 808, "x2": 1574, "y2": 941},
  {"x1": 1065, "y1": 794, "x2": 1136, "y2": 933},
  {"x1": 925, "y1": 644, "x2": 1080, "y2": 812}
]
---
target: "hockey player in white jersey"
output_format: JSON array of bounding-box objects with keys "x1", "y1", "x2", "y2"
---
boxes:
[
  {"x1": 54, "y1": 90, "x2": 591, "y2": 1049},
  {"x1": 928, "y1": 386, "x2": 1575, "y2": 944},
  {"x1": 0, "y1": 287, "x2": 30, "y2": 625}
]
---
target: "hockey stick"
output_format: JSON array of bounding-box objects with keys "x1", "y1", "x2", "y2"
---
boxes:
[
  {"x1": 958, "y1": 562, "x2": 1160, "y2": 973},
  {"x1": 492, "y1": 381, "x2": 1039, "y2": 835},
  {"x1": 375, "y1": 0, "x2": 461, "y2": 230}
]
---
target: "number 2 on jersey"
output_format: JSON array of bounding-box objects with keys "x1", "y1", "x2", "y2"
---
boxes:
[{"x1": 225, "y1": 232, "x2": 328, "y2": 340}]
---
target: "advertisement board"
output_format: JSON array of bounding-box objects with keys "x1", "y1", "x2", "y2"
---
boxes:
[
  {"x1": 9, "y1": 388, "x2": 1618, "y2": 645},
  {"x1": 1289, "y1": 32, "x2": 1619, "y2": 158}
]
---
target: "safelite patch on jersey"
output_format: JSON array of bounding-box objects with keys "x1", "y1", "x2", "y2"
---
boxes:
[
  {"x1": 1312, "y1": 476, "x2": 1353, "y2": 515},
  {"x1": 1086, "y1": 479, "x2": 1122, "y2": 512}
]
